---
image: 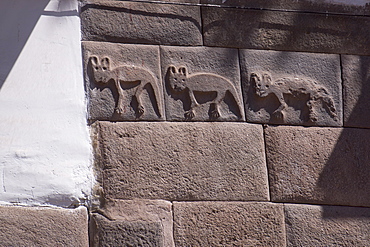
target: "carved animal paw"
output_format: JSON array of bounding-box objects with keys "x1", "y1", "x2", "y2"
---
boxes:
[
  {"x1": 184, "y1": 110, "x2": 195, "y2": 120},
  {"x1": 210, "y1": 110, "x2": 220, "y2": 119},
  {"x1": 115, "y1": 106, "x2": 124, "y2": 115},
  {"x1": 137, "y1": 105, "x2": 145, "y2": 116},
  {"x1": 272, "y1": 110, "x2": 284, "y2": 121}
]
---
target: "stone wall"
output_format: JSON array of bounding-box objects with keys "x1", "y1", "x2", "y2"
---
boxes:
[{"x1": 81, "y1": 0, "x2": 370, "y2": 246}]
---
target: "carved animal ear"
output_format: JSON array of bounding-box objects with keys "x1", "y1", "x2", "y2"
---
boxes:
[
  {"x1": 169, "y1": 65, "x2": 176, "y2": 74},
  {"x1": 178, "y1": 67, "x2": 186, "y2": 75},
  {"x1": 101, "y1": 57, "x2": 110, "y2": 70},
  {"x1": 90, "y1": 56, "x2": 99, "y2": 66}
]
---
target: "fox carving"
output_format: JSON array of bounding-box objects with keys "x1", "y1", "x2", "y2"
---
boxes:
[
  {"x1": 250, "y1": 72, "x2": 338, "y2": 122},
  {"x1": 167, "y1": 65, "x2": 243, "y2": 120},
  {"x1": 90, "y1": 56, "x2": 162, "y2": 118}
]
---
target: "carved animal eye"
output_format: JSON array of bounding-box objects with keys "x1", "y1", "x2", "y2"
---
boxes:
[
  {"x1": 258, "y1": 84, "x2": 261, "y2": 87},
  {"x1": 266, "y1": 85, "x2": 269, "y2": 88},
  {"x1": 174, "y1": 78, "x2": 177, "y2": 81},
  {"x1": 182, "y1": 79, "x2": 185, "y2": 82},
  {"x1": 95, "y1": 66, "x2": 99, "y2": 70},
  {"x1": 102, "y1": 67, "x2": 107, "y2": 71}
]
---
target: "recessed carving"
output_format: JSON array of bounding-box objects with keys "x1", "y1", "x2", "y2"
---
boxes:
[
  {"x1": 250, "y1": 72, "x2": 338, "y2": 123},
  {"x1": 89, "y1": 56, "x2": 163, "y2": 119},
  {"x1": 166, "y1": 65, "x2": 243, "y2": 120}
]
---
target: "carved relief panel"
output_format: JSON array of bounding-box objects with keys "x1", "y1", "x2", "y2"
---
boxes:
[
  {"x1": 83, "y1": 42, "x2": 165, "y2": 121},
  {"x1": 240, "y1": 49, "x2": 342, "y2": 126},
  {"x1": 161, "y1": 46, "x2": 245, "y2": 121}
]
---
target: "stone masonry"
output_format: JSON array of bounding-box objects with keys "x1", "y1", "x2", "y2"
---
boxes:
[{"x1": 81, "y1": 0, "x2": 370, "y2": 246}]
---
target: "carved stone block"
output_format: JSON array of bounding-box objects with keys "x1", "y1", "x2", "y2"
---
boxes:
[
  {"x1": 173, "y1": 202, "x2": 286, "y2": 246},
  {"x1": 265, "y1": 125, "x2": 370, "y2": 207},
  {"x1": 80, "y1": 1, "x2": 202, "y2": 46},
  {"x1": 160, "y1": 46, "x2": 245, "y2": 121},
  {"x1": 342, "y1": 55, "x2": 370, "y2": 128},
  {"x1": 285, "y1": 204, "x2": 370, "y2": 246},
  {"x1": 94, "y1": 122, "x2": 268, "y2": 201},
  {"x1": 90, "y1": 199, "x2": 174, "y2": 247},
  {"x1": 202, "y1": 6, "x2": 370, "y2": 55},
  {"x1": 0, "y1": 206, "x2": 88, "y2": 247},
  {"x1": 82, "y1": 41, "x2": 164, "y2": 121},
  {"x1": 240, "y1": 49, "x2": 342, "y2": 126}
]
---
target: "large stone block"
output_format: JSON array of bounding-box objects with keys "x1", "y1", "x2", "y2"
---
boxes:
[
  {"x1": 160, "y1": 46, "x2": 245, "y2": 121},
  {"x1": 80, "y1": 1, "x2": 202, "y2": 46},
  {"x1": 202, "y1": 6, "x2": 370, "y2": 55},
  {"x1": 173, "y1": 202, "x2": 285, "y2": 246},
  {"x1": 285, "y1": 204, "x2": 370, "y2": 246},
  {"x1": 342, "y1": 55, "x2": 370, "y2": 128},
  {"x1": 90, "y1": 199, "x2": 173, "y2": 247},
  {"x1": 201, "y1": 0, "x2": 370, "y2": 15},
  {"x1": 265, "y1": 125, "x2": 370, "y2": 207},
  {"x1": 95, "y1": 121, "x2": 268, "y2": 201},
  {"x1": 240, "y1": 49, "x2": 342, "y2": 126},
  {"x1": 0, "y1": 206, "x2": 88, "y2": 247},
  {"x1": 82, "y1": 42, "x2": 165, "y2": 121}
]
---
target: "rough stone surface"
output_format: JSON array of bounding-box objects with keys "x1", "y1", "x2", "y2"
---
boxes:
[
  {"x1": 173, "y1": 202, "x2": 286, "y2": 246},
  {"x1": 0, "y1": 206, "x2": 88, "y2": 247},
  {"x1": 285, "y1": 204, "x2": 370, "y2": 246},
  {"x1": 202, "y1": 7, "x2": 370, "y2": 56},
  {"x1": 91, "y1": 199, "x2": 173, "y2": 247},
  {"x1": 95, "y1": 121, "x2": 268, "y2": 201},
  {"x1": 81, "y1": 1, "x2": 202, "y2": 45},
  {"x1": 82, "y1": 42, "x2": 164, "y2": 121},
  {"x1": 161, "y1": 46, "x2": 245, "y2": 121},
  {"x1": 240, "y1": 49, "x2": 342, "y2": 126},
  {"x1": 342, "y1": 55, "x2": 370, "y2": 128},
  {"x1": 201, "y1": 0, "x2": 370, "y2": 15},
  {"x1": 265, "y1": 125, "x2": 370, "y2": 207}
]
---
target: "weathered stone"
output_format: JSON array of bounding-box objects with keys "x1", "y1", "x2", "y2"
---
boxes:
[
  {"x1": 82, "y1": 42, "x2": 164, "y2": 121},
  {"x1": 201, "y1": 0, "x2": 370, "y2": 16},
  {"x1": 91, "y1": 199, "x2": 173, "y2": 247},
  {"x1": 161, "y1": 46, "x2": 245, "y2": 121},
  {"x1": 240, "y1": 49, "x2": 342, "y2": 126},
  {"x1": 265, "y1": 125, "x2": 370, "y2": 207},
  {"x1": 0, "y1": 206, "x2": 88, "y2": 247},
  {"x1": 342, "y1": 55, "x2": 370, "y2": 128},
  {"x1": 80, "y1": 1, "x2": 202, "y2": 45},
  {"x1": 174, "y1": 201, "x2": 286, "y2": 246},
  {"x1": 285, "y1": 204, "x2": 370, "y2": 246},
  {"x1": 202, "y1": 7, "x2": 370, "y2": 56},
  {"x1": 95, "y1": 121, "x2": 268, "y2": 201}
]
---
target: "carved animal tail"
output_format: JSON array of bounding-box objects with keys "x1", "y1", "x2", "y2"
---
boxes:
[
  {"x1": 228, "y1": 85, "x2": 245, "y2": 120},
  {"x1": 148, "y1": 78, "x2": 163, "y2": 118},
  {"x1": 317, "y1": 88, "x2": 338, "y2": 121}
]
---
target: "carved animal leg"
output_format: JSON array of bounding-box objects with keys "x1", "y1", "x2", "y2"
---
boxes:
[
  {"x1": 272, "y1": 93, "x2": 287, "y2": 121},
  {"x1": 115, "y1": 80, "x2": 125, "y2": 114},
  {"x1": 134, "y1": 83, "x2": 145, "y2": 116},
  {"x1": 185, "y1": 90, "x2": 199, "y2": 120},
  {"x1": 307, "y1": 99, "x2": 318, "y2": 122},
  {"x1": 322, "y1": 96, "x2": 338, "y2": 121},
  {"x1": 210, "y1": 92, "x2": 223, "y2": 119}
]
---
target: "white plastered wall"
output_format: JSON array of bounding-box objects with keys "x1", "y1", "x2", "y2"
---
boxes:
[{"x1": 0, "y1": 0, "x2": 92, "y2": 207}]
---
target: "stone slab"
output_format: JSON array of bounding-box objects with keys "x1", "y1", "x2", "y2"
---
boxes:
[
  {"x1": 201, "y1": 0, "x2": 370, "y2": 16},
  {"x1": 90, "y1": 199, "x2": 174, "y2": 247},
  {"x1": 202, "y1": 7, "x2": 370, "y2": 56},
  {"x1": 82, "y1": 42, "x2": 165, "y2": 121},
  {"x1": 240, "y1": 49, "x2": 342, "y2": 126},
  {"x1": 285, "y1": 204, "x2": 370, "y2": 246},
  {"x1": 173, "y1": 202, "x2": 285, "y2": 246},
  {"x1": 80, "y1": 1, "x2": 202, "y2": 46},
  {"x1": 342, "y1": 55, "x2": 370, "y2": 128},
  {"x1": 95, "y1": 121, "x2": 268, "y2": 201},
  {"x1": 265, "y1": 125, "x2": 370, "y2": 207},
  {"x1": 0, "y1": 206, "x2": 88, "y2": 247},
  {"x1": 160, "y1": 46, "x2": 245, "y2": 121}
]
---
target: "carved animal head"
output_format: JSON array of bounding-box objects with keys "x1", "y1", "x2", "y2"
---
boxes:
[
  {"x1": 250, "y1": 72, "x2": 273, "y2": 97},
  {"x1": 90, "y1": 56, "x2": 112, "y2": 84},
  {"x1": 167, "y1": 66, "x2": 187, "y2": 92}
]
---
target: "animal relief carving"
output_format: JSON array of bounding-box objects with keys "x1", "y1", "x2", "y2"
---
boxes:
[
  {"x1": 89, "y1": 56, "x2": 163, "y2": 118},
  {"x1": 166, "y1": 66, "x2": 244, "y2": 120},
  {"x1": 250, "y1": 72, "x2": 338, "y2": 123}
]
